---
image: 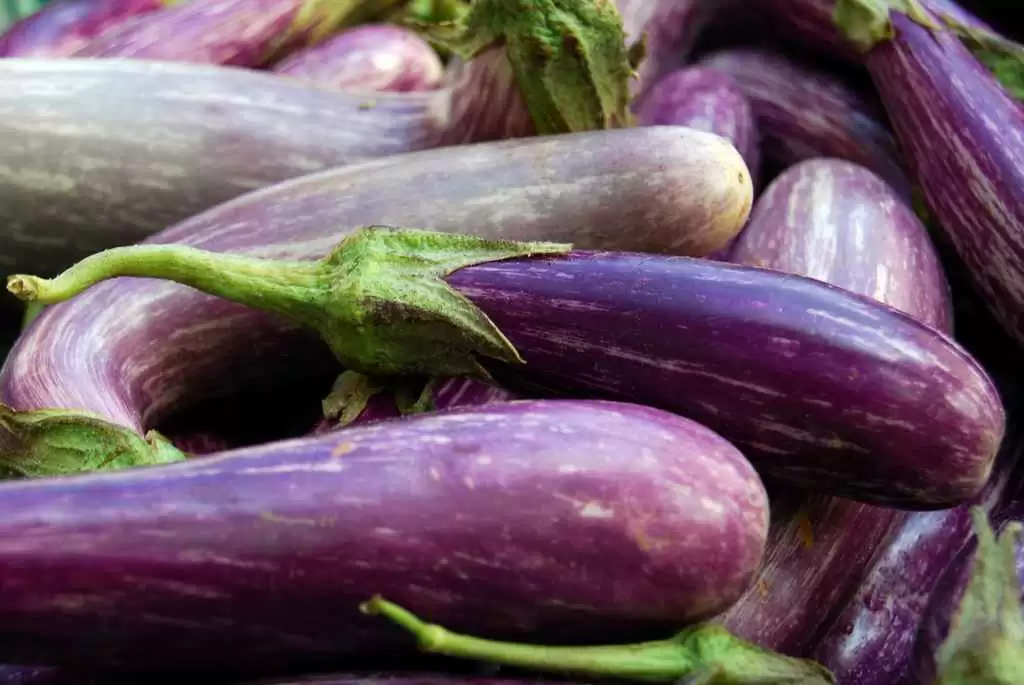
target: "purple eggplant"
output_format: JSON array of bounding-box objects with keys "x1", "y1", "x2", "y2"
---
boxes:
[
  {"x1": 0, "y1": 50, "x2": 533, "y2": 282},
  {"x1": 0, "y1": 400, "x2": 771, "y2": 670},
  {"x1": 772, "y1": 3, "x2": 1024, "y2": 345},
  {"x1": 729, "y1": 158, "x2": 951, "y2": 331},
  {"x1": 636, "y1": 66, "x2": 760, "y2": 188},
  {"x1": 270, "y1": 23, "x2": 444, "y2": 92},
  {"x1": 700, "y1": 47, "x2": 912, "y2": 198},
  {"x1": 69, "y1": 0, "x2": 403, "y2": 67},
  {"x1": 0, "y1": 127, "x2": 751, "y2": 474},
  {"x1": 6, "y1": 223, "x2": 1001, "y2": 507},
  {"x1": 0, "y1": 0, "x2": 168, "y2": 57}
]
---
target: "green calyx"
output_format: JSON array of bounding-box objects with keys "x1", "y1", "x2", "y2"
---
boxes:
[
  {"x1": 0, "y1": 405, "x2": 187, "y2": 479},
  {"x1": 406, "y1": 0, "x2": 638, "y2": 134},
  {"x1": 936, "y1": 508, "x2": 1024, "y2": 685},
  {"x1": 360, "y1": 596, "x2": 835, "y2": 684},
  {"x1": 321, "y1": 371, "x2": 437, "y2": 426},
  {"x1": 7, "y1": 225, "x2": 569, "y2": 395},
  {"x1": 832, "y1": 0, "x2": 1024, "y2": 101}
]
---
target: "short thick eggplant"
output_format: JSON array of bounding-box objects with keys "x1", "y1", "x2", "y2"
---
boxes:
[
  {"x1": 270, "y1": 24, "x2": 444, "y2": 91},
  {"x1": 636, "y1": 66, "x2": 760, "y2": 188},
  {"x1": 729, "y1": 158, "x2": 951, "y2": 331},
  {"x1": 700, "y1": 47, "x2": 912, "y2": 198},
  {"x1": 0, "y1": 400, "x2": 770, "y2": 670},
  {"x1": 0, "y1": 53, "x2": 532, "y2": 280},
  {"x1": 70, "y1": 0, "x2": 400, "y2": 67},
  {"x1": 0, "y1": 0, "x2": 167, "y2": 57}
]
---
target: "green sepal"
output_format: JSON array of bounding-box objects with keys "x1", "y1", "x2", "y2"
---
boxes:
[
  {"x1": 360, "y1": 596, "x2": 836, "y2": 684},
  {"x1": 21, "y1": 302, "x2": 44, "y2": 330},
  {"x1": 940, "y1": 19, "x2": 1024, "y2": 102},
  {"x1": 935, "y1": 508, "x2": 1024, "y2": 685},
  {"x1": 832, "y1": 0, "x2": 936, "y2": 53},
  {"x1": 0, "y1": 404, "x2": 187, "y2": 479},
  {"x1": 406, "y1": 0, "x2": 638, "y2": 134},
  {"x1": 321, "y1": 371, "x2": 439, "y2": 427}
]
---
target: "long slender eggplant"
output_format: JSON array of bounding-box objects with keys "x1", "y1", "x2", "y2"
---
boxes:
[
  {"x1": 7, "y1": 226, "x2": 1001, "y2": 507},
  {"x1": 729, "y1": 158, "x2": 951, "y2": 330},
  {"x1": 0, "y1": 400, "x2": 771, "y2": 671},
  {"x1": 699, "y1": 47, "x2": 912, "y2": 198},
  {"x1": 0, "y1": 0, "x2": 170, "y2": 57},
  {"x1": 270, "y1": 23, "x2": 444, "y2": 91},
  {"x1": 0, "y1": 126, "x2": 751, "y2": 475},
  {"x1": 0, "y1": 51, "x2": 532, "y2": 281},
  {"x1": 772, "y1": 2, "x2": 1024, "y2": 345}
]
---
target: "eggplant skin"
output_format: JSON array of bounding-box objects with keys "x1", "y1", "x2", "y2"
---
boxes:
[
  {"x1": 0, "y1": 0, "x2": 165, "y2": 57},
  {"x1": 2, "y1": 126, "x2": 752, "y2": 437},
  {"x1": 700, "y1": 48, "x2": 912, "y2": 200},
  {"x1": 448, "y1": 252, "x2": 1004, "y2": 507},
  {"x1": 730, "y1": 158, "x2": 952, "y2": 332},
  {"x1": 0, "y1": 400, "x2": 769, "y2": 671},
  {"x1": 0, "y1": 52, "x2": 531, "y2": 280}
]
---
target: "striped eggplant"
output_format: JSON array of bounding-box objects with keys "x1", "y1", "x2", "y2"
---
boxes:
[
  {"x1": 729, "y1": 158, "x2": 951, "y2": 330},
  {"x1": 636, "y1": 66, "x2": 760, "y2": 188},
  {"x1": 0, "y1": 400, "x2": 771, "y2": 671},
  {"x1": 7, "y1": 226, "x2": 1001, "y2": 507},
  {"x1": 0, "y1": 0, "x2": 168, "y2": 57},
  {"x1": 270, "y1": 23, "x2": 444, "y2": 91},
  {"x1": 0, "y1": 50, "x2": 531, "y2": 283},
  {"x1": 700, "y1": 47, "x2": 912, "y2": 198},
  {"x1": 69, "y1": 0, "x2": 402, "y2": 67},
  {"x1": 0, "y1": 126, "x2": 751, "y2": 475}
]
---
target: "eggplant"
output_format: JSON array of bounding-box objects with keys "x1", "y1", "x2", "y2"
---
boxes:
[
  {"x1": 0, "y1": 0, "x2": 168, "y2": 57},
  {"x1": 0, "y1": 126, "x2": 750, "y2": 474},
  {"x1": 0, "y1": 51, "x2": 532, "y2": 281},
  {"x1": 729, "y1": 158, "x2": 951, "y2": 331},
  {"x1": 700, "y1": 47, "x2": 912, "y2": 198},
  {"x1": 270, "y1": 23, "x2": 444, "y2": 91},
  {"x1": 770, "y1": 3, "x2": 1024, "y2": 345},
  {"x1": 636, "y1": 66, "x2": 760, "y2": 189},
  {"x1": 7, "y1": 223, "x2": 1001, "y2": 507},
  {"x1": 0, "y1": 400, "x2": 771, "y2": 671},
  {"x1": 69, "y1": 0, "x2": 402, "y2": 67}
]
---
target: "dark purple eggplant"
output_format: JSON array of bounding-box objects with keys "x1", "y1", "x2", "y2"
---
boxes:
[
  {"x1": 6, "y1": 223, "x2": 1002, "y2": 507},
  {"x1": 0, "y1": 0, "x2": 168, "y2": 57},
  {"x1": 636, "y1": 66, "x2": 760, "y2": 188},
  {"x1": 729, "y1": 158, "x2": 951, "y2": 331},
  {"x1": 69, "y1": 0, "x2": 402, "y2": 67},
  {"x1": 0, "y1": 51, "x2": 533, "y2": 282},
  {"x1": 700, "y1": 47, "x2": 912, "y2": 198},
  {"x1": 270, "y1": 24, "x2": 444, "y2": 91},
  {"x1": 0, "y1": 400, "x2": 771, "y2": 671},
  {"x1": 768, "y1": 2, "x2": 1024, "y2": 346}
]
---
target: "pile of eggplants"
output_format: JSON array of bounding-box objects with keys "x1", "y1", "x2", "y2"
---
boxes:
[{"x1": 1, "y1": 0, "x2": 1024, "y2": 683}]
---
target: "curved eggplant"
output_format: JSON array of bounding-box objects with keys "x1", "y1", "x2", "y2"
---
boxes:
[
  {"x1": 270, "y1": 24, "x2": 444, "y2": 91},
  {"x1": 0, "y1": 50, "x2": 532, "y2": 281},
  {"x1": 729, "y1": 158, "x2": 951, "y2": 331},
  {"x1": 0, "y1": 0, "x2": 167, "y2": 57},
  {"x1": 0, "y1": 400, "x2": 770, "y2": 670}
]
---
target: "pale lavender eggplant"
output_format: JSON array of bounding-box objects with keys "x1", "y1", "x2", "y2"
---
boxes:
[
  {"x1": 1, "y1": 127, "x2": 750, "y2": 444},
  {"x1": 636, "y1": 66, "x2": 760, "y2": 188},
  {"x1": 0, "y1": 0, "x2": 167, "y2": 57},
  {"x1": 69, "y1": 0, "x2": 399, "y2": 67},
  {"x1": 270, "y1": 24, "x2": 443, "y2": 92},
  {"x1": 0, "y1": 50, "x2": 532, "y2": 282},
  {"x1": 729, "y1": 158, "x2": 951, "y2": 331},
  {"x1": 700, "y1": 47, "x2": 912, "y2": 199},
  {"x1": 847, "y1": 13, "x2": 1024, "y2": 348},
  {"x1": 0, "y1": 400, "x2": 770, "y2": 670}
]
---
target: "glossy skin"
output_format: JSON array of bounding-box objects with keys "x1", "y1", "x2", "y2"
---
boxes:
[
  {"x1": 447, "y1": 252, "x2": 1002, "y2": 507},
  {"x1": 700, "y1": 48, "x2": 912, "y2": 200},
  {"x1": 729, "y1": 158, "x2": 951, "y2": 331},
  {"x1": 0, "y1": 400, "x2": 770, "y2": 671},
  {"x1": 0, "y1": 50, "x2": 532, "y2": 281},
  {"x1": 0, "y1": 0, "x2": 166, "y2": 57},
  {"x1": 271, "y1": 24, "x2": 444, "y2": 92},
  {"x1": 1, "y1": 126, "x2": 752, "y2": 439},
  {"x1": 863, "y1": 15, "x2": 1024, "y2": 348}
]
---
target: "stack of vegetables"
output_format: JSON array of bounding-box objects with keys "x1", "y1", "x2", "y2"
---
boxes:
[{"x1": 0, "y1": 0, "x2": 1022, "y2": 682}]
